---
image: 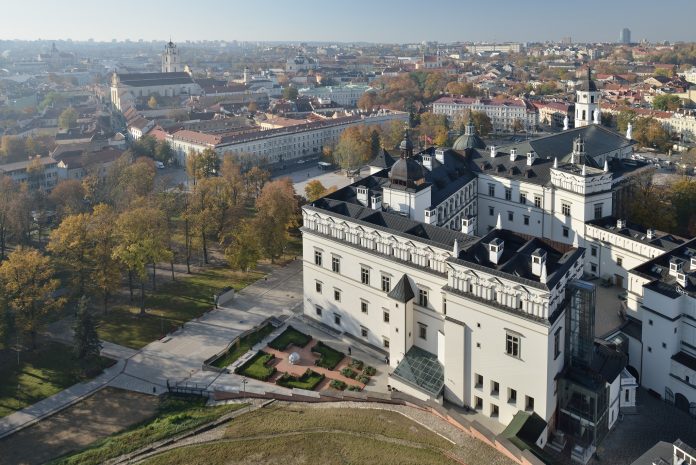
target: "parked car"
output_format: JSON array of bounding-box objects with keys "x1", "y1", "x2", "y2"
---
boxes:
[{"x1": 155, "y1": 161, "x2": 165, "y2": 169}]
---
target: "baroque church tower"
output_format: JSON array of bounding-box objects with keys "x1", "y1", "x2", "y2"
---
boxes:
[
  {"x1": 162, "y1": 40, "x2": 180, "y2": 73},
  {"x1": 574, "y1": 67, "x2": 600, "y2": 128}
]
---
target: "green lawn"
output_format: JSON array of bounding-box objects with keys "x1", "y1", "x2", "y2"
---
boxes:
[
  {"x1": 211, "y1": 323, "x2": 275, "y2": 369},
  {"x1": 267, "y1": 326, "x2": 311, "y2": 351},
  {"x1": 0, "y1": 341, "x2": 112, "y2": 418},
  {"x1": 236, "y1": 351, "x2": 275, "y2": 381},
  {"x1": 51, "y1": 396, "x2": 247, "y2": 465},
  {"x1": 311, "y1": 341, "x2": 344, "y2": 370},
  {"x1": 275, "y1": 369, "x2": 324, "y2": 390},
  {"x1": 96, "y1": 267, "x2": 265, "y2": 349}
]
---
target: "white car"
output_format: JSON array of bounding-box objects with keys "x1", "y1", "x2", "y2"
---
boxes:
[{"x1": 155, "y1": 161, "x2": 165, "y2": 169}]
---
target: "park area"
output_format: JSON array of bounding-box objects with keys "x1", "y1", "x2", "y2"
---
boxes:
[{"x1": 235, "y1": 325, "x2": 376, "y2": 392}]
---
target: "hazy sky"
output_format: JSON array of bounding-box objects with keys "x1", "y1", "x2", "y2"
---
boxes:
[{"x1": 3, "y1": 0, "x2": 696, "y2": 43}]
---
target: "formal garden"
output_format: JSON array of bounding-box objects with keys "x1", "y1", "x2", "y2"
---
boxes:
[{"x1": 235, "y1": 325, "x2": 377, "y2": 392}]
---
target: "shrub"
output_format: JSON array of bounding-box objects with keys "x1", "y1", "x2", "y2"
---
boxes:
[
  {"x1": 340, "y1": 367, "x2": 357, "y2": 379},
  {"x1": 236, "y1": 351, "x2": 276, "y2": 381},
  {"x1": 347, "y1": 385, "x2": 362, "y2": 391},
  {"x1": 311, "y1": 341, "x2": 345, "y2": 369},
  {"x1": 268, "y1": 326, "x2": 311, "y2": 350},
  {"x1": 330, "y1": 379, "x2": 347, "y2": 390},
  {"x1": 357, "y1": 375, "x2": 370, "y2": 384},
  {"x1": 349, "y1": 358, "x2": 364, "y2": 370},
  {"x1": 275, "y1": 369, "x2": 324, "y2": 391},
  {"x1": 362, "y1": 366, "x2": 376, "y2": 376}
]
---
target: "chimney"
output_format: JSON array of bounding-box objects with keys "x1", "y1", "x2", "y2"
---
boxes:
[
  {"x1": 370, "y1": 194, "x2": 382, "y2": 210},
  {"x1": 553, "y1": 157, "x2": 558, "y2": 169},
  {"x1": 435, "y1": 147, "x2": 446, "y2": 164},
  {"x1": 526, "y1": 151, "x2": 536, "y2": 166},
  {"x1": 357, "y1": 186, "x2": 369, "y2": 206},
  {"x1": 676, "y1": 271, "x2": 687, "y2": 288},
  {"x1": 616, "y1": 219, "x2": 626, "y2": 229},
  {"x1": 422, "y1": 154, "x2": 433, "y2": 171},
  {"x1": 424, "y1": 207, "x2": 437, "y2": 224},
  {"x1": 531, "y1": 248, "x2": 547, "y2": 277},
  {"x1": 669, "y1": 257, "x2": 684, "y2": 277},
  {"x1": 489, "y1": 238, "x2": 504, "y2": 265},
  {"x1": 461, "y1": 215, "x2": 476, "y2": 235},
  {"x1": 646, "y1": 228, "x2": 655, "y2": 240},
  {"x1": 510, "y1": 148, "x2": 518, "y2": 161},
  {"x1": 490, "y1": 145, "x2": 497, "y2": 158}
]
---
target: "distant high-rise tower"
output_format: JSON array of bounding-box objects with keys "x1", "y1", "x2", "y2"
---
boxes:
[
  {"x1": 162, "y1": 40, "x2": 180, "y2": 73},
  {"x1": 619, "y1": 28, "x2": 631, "y2": 45},
  {"x1": 574, "y1": 67, "x2": 599, "y2": 128}
]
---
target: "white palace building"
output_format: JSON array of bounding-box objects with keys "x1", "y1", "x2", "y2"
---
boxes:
[{"x1": 300, "y1": 72, "x2": 691, "y2": 452}]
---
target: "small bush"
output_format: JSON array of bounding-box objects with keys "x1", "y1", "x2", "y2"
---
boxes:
[
  {"x1": 340, "y1": 367, "x2": 357, "y2": 379},
  {"x1": 311, "y1": 341, "x2": 344, "y2": 369},
  {"x1": 347, "y1": 385, "x2": 362, "y2": 392},
  {"x1": 349, "y1": 358, "x2": 364, "y2": 370},
  {"x1": 357, "y1": 375, "x2": 370, "y2": 384},
  {"x1": 276, "y1": 369, "x2": 324, "y2": 391},
  {"x1": 330, "y1": 379, "x2": 347, "y2": 390},
  {"x1": 268, "y1": 326, "x2": 311, "y2": 350},
  {"x1": 362, "y1": 366, "x2": 376, "y2": 376},
  {"x1": 236, "y1": 351, "x2": 276, "y2": 381}
]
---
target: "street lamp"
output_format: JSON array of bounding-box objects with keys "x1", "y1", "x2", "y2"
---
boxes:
[{"x1": 241, "y1": 376, "x2": 248, "y2": 397}]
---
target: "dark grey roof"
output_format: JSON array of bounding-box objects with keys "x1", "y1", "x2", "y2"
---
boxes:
[
  {"x1": 590, "y1": 343, "x2": 627, "y2": 383},
  {"x1": 620, "y1": 317, "x2": 642, "y2": 341},
  {"x1": 388, "y1": 274, "x2": 415, "y2": 302},
  {"x1": 450, "y1": 228, "x2": 584, "y2": 291},
  {"x1": 452, "y1": 132, "x2": 486, "y2": 151},
  {"x1": 389, "y1": 156, "x2": 425, "y2": 185},
  {"x1": 465, "y1": 148, "x2": 553, "y2": 186},
  {"x1": 629, "y1": 441, "x2": 673, "y2": 465},
  {"x1": 672, "y1": 351, "x2": 696, "y2": 371},
  {"x1": 118, "y1": 72, "x2": 194, "y2": 87},
  {"x1": 587, "y1": 216, "x2": 685, "y2": 251},
  {"x1": 631, "y1": 237, "x2": 696, "y2": 298},
  {"x1": 370, "y1": 149, "x2": 396, "y2": 170}
]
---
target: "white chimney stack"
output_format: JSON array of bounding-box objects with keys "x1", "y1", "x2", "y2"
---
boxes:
[
  {"x1": 617, "y1": 219, "x2": 626, "y2": 229},
  {"x1": 604, "y1": 159, "x2": 609, "y2": 173},
  {"x1": 461, "y1": 215, "x2": 476, "y2": 235},
  {"x1": 510, "y1": 148, "x2": 518, "y2": 161},
  {"x1": 553, "y1": 157, "x2": 558, "y2": 168},
  {"x1": 646, "y1": 228, "x2": 655, "y2": 240},
  {"x1": 526, "y1": 151, "x2": 536, "y2": 166},
  {"x1": 626, "y1": 122, "x2": 633, "y2": 140},
  {"x1": 490, "y1": 145, "x2": 497, "y2": 158},
  {"x1": 563, "y1": 114, "x2": 569, "y2": 131},
  {"x1": 489, "y1": 238, "x2": 504, "y2": 265}
]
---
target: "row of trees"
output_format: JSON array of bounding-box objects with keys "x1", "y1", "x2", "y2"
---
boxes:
[{"x1": 357, "y1": 71, "x2": 459, "y2": 112}]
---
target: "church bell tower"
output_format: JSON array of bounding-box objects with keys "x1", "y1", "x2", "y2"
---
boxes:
[
  {"x1": 574, "y1": 67, "x2": 599, "y2": 128},
  {"x1": 162, "y1": 40, "x2": 180, "y2": 73}
]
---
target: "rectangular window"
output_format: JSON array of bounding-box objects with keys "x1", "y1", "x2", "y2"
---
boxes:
[
  {"x1": 361, "y1": 267, "x2": 370, "y2": 285},
  {"x1": 617, "y1": 256, "x2": 623, "y2": 266},
  {"x1": 506, "y1": 333, "x2": 520, "y2": 358},
  {"x1": 534, "y1": 195, "x2": 541, "y2": 208},
  {"x1": 491, "y1": 380, "x2": 500, "y2": 396},
  {"x1": 315, "y1": 281, "x2": 322, "y2": 293},
  {"x1": 361, "y1": 326, "x2": 368, "y2": 338},
  {"x1": 591, "y1": 246, "x2": 597, "y2": 257},
  {"x1": 361, "y1": 301, "x2": 368, "y2": 314},
  {"x1": 520, "y1": 192, "x2": 527, "y2": 204},
  {"x1": 563, "y1": 227, "x2": 569, "y2": 238},
  {"x1": 419, "y1": 323, "x2": 427, "y2": 340},
  {"x1": 490, "y1": 403, "x2": 499, "y2": 418},
  {"x1": 314, "y1": 250, "x2": 322, "y2": 266},
  {"x1": 525, "y1": 395, "x2": 535, "y2": 412},
  {"x1": 383, "y1": 309, "x2": 390, "y2": 323},
  {"x1": 523, "y1": 215, "x2": 530, "y2": 226},
  {"x1": 331, "y1": 256, "x2": 340, "y2": 273},
  {"x1": 489, "y1": 206, "x2": 494, "y2": 216},
  {"x1": 508, "y1": 388, "x2": 517, "y2": 404},
  {"x1": 334, "y1": 313, "x2": 341, "y2": 326},
  {"x1": 562, "y1": 202, "x2": 571, "y2": 217},
  {"x1": 315, "y1": 305, "x2": 323, "y2": 316},
  {"x1": 594, "y1": 203, "x2": 603, "y2": 220},
  {"x1": 475, "y1": 396, "x2": 483, "y2": 410},
  {"x1": 591, "y1": 263, "x2": 597, "y2": 273},
  {"x1": 418, "y1": 289, "x2": 429, "y2": 307},
  {"x1": 475, "y1": 373, "x2": 483, "y2": 388},
  {"x1": 488, "y1": 183, "x2": 495, "y2": 197},
  {"x1": 554, "y1": 328, "x2": 562, "y2": 360},
  {"x1": 334, "y1": 289, "x2": 341, "y2": 302},
  {"x1": 442, "y1": 296, "x2": 447, "y2": 315},
  {"x1": 383, "y1": 337, "x2": 390, "y2": 348},
  {"x1": 508, "y1": 211, "x2": 514, "y2": 222},
  {"x1": 381, "y1": 275, "x2": 391, "y2": 292},
  {"x1": 505, "y1": 188, "x2": 512, "y2": 200}
]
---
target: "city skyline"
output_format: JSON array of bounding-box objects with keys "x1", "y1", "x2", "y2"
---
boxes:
[{"x1": 3, "y1": 0, "x2": 696, "y2": 44}]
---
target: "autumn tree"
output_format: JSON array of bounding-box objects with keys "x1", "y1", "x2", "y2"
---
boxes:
[
  {"x1": 418, "y1": 112, "x2": 449, "y2": 146},
  {"x1": 0, "y1": 176, "x2": 15, "y2": 260},
  {"x1": 243, "y1": 166, "x2": 270, "y2": 200},
  {"x1": 357, "y1": 91, "x2": 379, "y2": 111},
  {"x1": 511, "y1": 119, "x2": 525, "y2": 134},
  {"x1": 0, "y1": 135, "x2": 27, "y2": 162},
  {"x1": 282, "y1": 86, "x2": 299, "y2": 101},
  {"x1": 148, "y1": 95, "x2": 158, "y2": 109},
  {"x1": 0, "y1": 248, "x2": 63, "y2": 349},
  {"x1": 113, "y1": 206, "x2": 172, "y2": 313},
  {"x1": 304, "y1": 180, "x2": 337, "y2": 202},
  {"x1": 89, "y1": 204, "x2": 121, "y2": 313},
  {"x1": 49, "y1": 179, "x2": 86, "y2": 220},
  {"x1": 186, "y1": 148, "x2": 220, "y2": 186},
  {"x1": 380, "y1": 120, "x2": 407, "y2": 150},
  {"x1": 73, "y1": 296, "x2": 102, "y2": 361},
  {"x1": 220, "y1": 155, "x2": 245, "y2": 207},
  {"x1": 333, "y1": 126, "x2": 371, "y2": 172},
  {"x1": 253, "y1": 178, "x2": 298, "y2": 262},
  {"x1": 652, "y1": 94, "x2": 681, "y2": 111},
  {"x1": 58, "y1": 107, "x2": 78, "y2": 129},
  {"x1": 225, "y1": 220, "x2": 261, "y2": 272},
  {"x1": 456, "y1": 110, "x2": 493, "y2": 137},
  {"x1": 48, "y1": 212, "x2": 92, "y2": 297}
]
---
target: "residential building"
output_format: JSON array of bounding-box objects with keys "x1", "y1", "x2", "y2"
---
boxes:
[
  {"x1": 631, "y1": 439, "x2": 696, "y2": 465},
  {"x1": 433, "y1": 96, "x2": 538, "y2": 133},
  {"x1": 0, "y1": 156, "x2": 59, "y2": 191},
  {"x1": 298, "y1": 84, "x2": 372, "y2": 107}
]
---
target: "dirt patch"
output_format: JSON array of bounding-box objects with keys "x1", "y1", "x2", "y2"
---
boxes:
[{"x1": 0, "y1": 387, "x2": 158, "y2": 465}]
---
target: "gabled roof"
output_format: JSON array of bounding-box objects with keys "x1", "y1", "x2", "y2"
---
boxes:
[
  {"x1": 370, "y1": 149, "x2": 396, "y2": 170},
  {"x1": 388, "y1": 275, "x2": 415, "y2": 303}
]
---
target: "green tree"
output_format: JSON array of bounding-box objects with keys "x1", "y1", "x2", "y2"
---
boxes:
[
  {"x1": 154, "y1": 140, "x2": 174, "y2": 164},
  {"x1": 304, "y1": 180, "x2": 337, "y2": 202},
  {"x1": 73, "y1": 296, "x2": 102, "y2": 360},
  {"x1": 0, "y1": 248, "x2": 63, "y2": 349},
  {"x1": 0, "y1": 135, "x2": 27, "y2": 162},
  {"x1": 282, "y1": 86, "x2": 299, "y2": 101},
  {"x1": 186, "y1": 148, "x2": 220, "y2": 186},
  {"x1": 616, "y1": 109, "x2": 637, "y2": 133},
  {"x1": 457, "y1": 111, "x2": 493, "y2": 137},
  {"x1": 58, "y1": 107, "x2": 78, "y2": 129},
  {"x1": 224, "y1": 220, "x2": 261, "y2": 272},
  {"x1": 652, "y1": 94, "x2": 681, "y2": 111}
]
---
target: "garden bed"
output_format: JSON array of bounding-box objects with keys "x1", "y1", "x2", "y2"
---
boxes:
[
  {"x1": 311, "y1": 341, "x2": 344, "y2": 370},
  {"x1": 268, "y1": 326, "x2": 311, "y2": 351},
  {"x1": 235, "y1": 351, "x2": 276, "y2": 381},
  {"x1": 275, "y1": 369, "x2": 324, "y2": 390},
  {"x1": 211, "y1": 323, "x2": 275, "y2": 368}
]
